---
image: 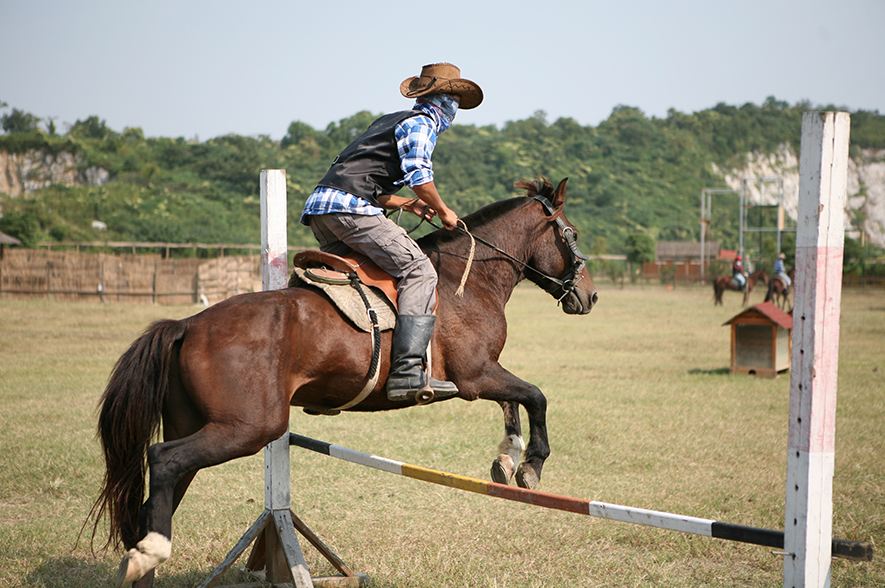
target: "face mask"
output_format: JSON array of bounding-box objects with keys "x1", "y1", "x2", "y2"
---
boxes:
[{"x1": 417, "y1": 93, "x2": 459, "y2": 133}]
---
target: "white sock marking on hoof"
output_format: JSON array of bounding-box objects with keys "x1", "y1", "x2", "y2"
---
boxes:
[
  {"x1": 497, "y1": 434, "x2": 525, "y2": 467},
  {"x1": 118, "y1": 532, "x2": 171, "y2": 584}
]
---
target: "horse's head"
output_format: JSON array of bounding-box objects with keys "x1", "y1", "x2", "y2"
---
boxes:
[{"x1": 518, "y1": 178, "x2": 598, "y2": 315}]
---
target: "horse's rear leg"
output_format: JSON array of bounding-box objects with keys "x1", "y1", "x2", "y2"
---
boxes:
[
  {"x1": 490, "y1": 401, "x2": 525, "y2": 485},
  {"x1": 119, "y1": 423, "x2": 282, "y2": 586}
]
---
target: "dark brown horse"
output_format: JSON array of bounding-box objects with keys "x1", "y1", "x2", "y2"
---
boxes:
[
  {"x1": 765, "y1": 270, "x2": 793, "y2": 311},
  {"x1": 88, "y1": 178, "x2": 598, "y2": 586},
  {"x1": 712, "y1": 269, "x2": 768, "y2": 306}
]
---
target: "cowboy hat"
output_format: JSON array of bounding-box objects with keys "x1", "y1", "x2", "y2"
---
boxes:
[
  {"x1": 778, "y1": 252, "x2": 786, "y2": 259},
  {"x1": 400, "y1": 63, "x2": 483, "y2": 109}
]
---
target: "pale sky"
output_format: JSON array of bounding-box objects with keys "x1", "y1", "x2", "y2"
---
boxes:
[{"x1": 2, "y1": 0, "x2": 883, "y2": 139}]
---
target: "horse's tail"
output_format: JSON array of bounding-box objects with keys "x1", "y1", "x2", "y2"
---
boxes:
[
  {"x1": 713, "y1": 279, "x2": 722, "y2": 304},
  {"x1": 764, "y1": 280, "x2": 774, "y2": 303},
  {"x1": 86, "y1": 319, "x2": 187, "y2": 551}
]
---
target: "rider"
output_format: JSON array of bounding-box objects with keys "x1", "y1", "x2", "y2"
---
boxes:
[
  {"x1": 300, "y1": 63, "x2": 483, "y2": 402},
  {"x1": 773, "y1": 252, "x2": 791, "y2": 288},
  {"x1": 732, "y1": 254, "x2": 747, "y2": 289}
]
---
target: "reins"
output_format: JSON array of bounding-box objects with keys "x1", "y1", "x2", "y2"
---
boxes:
[{"x1": 396, "y1": 196, "x2": 588, "y2": 302}]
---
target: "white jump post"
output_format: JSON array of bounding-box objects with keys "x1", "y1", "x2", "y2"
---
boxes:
[
  {"x1": 784, "y1": 112, "x2": 850, "y2": 588},
  {"x1": 200, "y1": 169, "x2": 313, "y2": 588},
  {"x1": 201, "y1": 170, "x2": 365, "y2": 588},
  {"x1": 258, "y1": 169, "x2": 314, "y2": 588}
]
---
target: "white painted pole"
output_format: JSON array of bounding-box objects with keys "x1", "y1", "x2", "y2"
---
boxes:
[
  {"x1": 260, "y1": 169, "x2": 289, "y2": 292},
  {"x1": 784, "y1": 112, "x2": 849, "y2": 588},
  {"x1": 260, "y1": 169, "x2": 292, "y2": 509},
  {"x1": 700, "y1": 190, "x2": 706, "y2": 282},
  {"x1": 259, "y1": 169, "x2": 313, "y2": 588}
]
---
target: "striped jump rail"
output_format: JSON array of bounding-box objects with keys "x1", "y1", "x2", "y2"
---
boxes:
[{"x1": 289, "y1": 433, "x2": 872, "y2": 562}]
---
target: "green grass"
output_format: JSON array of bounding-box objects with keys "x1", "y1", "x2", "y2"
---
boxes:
[{"x1": 0, "y1": 285, "x2": 882, "y2": 587}]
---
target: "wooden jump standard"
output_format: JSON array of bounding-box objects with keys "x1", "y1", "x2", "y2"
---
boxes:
[{"x1": 288, "y1": 433, "x2": 872, "y2": 562}]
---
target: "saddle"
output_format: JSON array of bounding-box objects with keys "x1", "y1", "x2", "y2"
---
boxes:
[
  {"x1": 290, "y1": 249, "x2": 445, "y2": 416},
  {"x1": 290, "y1": 250, "x2": 399, "y2": 307},
  {"x1": 289, "y1": 250, "x2": 398, "y2": 333}
]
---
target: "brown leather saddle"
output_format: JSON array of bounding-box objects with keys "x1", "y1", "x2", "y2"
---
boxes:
[{"x1": 290, "y1": 250, "x2": 399, "y2": 308}]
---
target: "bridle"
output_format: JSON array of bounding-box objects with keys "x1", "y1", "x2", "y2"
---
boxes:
[
  {"x1": 526, "y1": 195, "x2": 589, "y2": 303},
  {"x1": 414, "y1": 195, "x2": 589, "y2": 305}
]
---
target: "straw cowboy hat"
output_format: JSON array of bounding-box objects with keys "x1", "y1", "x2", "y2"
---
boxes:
[{"x1": 400, "y1": 63, "x2": 483, "y2": 109}]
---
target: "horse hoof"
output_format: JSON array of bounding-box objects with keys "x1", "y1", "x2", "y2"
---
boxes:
[
  {"x1": 115, "y1": 532, "x2": 171, "y2": 587},
  {"x1": 115, "y1": 550, "x2": 141, "y2": 587},
  {"x1": 490, "y1": 454, "x2": 514, "y2": 484},
  {"x1": 515, "y1": 463, "x2": 540, "y2": 489}
]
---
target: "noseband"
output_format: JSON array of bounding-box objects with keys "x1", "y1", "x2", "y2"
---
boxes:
[{"x1": 529, "y1": 195, "x2": 590, "y2": 303}]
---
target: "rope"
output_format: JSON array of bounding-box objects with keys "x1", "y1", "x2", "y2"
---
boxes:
[{"x1": 454, "y1": 219, "x2": 475, "y2": 297}]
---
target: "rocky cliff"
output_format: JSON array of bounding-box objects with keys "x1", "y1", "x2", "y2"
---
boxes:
[
  {"x1": 0, "y1": 149, "x2": 108, "y2": 196},
  {"x1": 718, "y1": 146, "x2": 885, "y2": 247}
]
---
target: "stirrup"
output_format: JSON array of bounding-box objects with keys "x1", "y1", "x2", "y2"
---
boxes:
[{"x1": 387, "y1": 380, "x2": 459, "y2": 404}]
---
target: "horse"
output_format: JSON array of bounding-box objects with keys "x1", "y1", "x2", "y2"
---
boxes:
[
  {"x1": 712, "y1": 269, "x2": 768, "y2": 306},
  {"x1": 765, "y1": 270, "x2": 793, "y2": 311},
  {"x1": 87, "y1": 177, "x2": 598, "y2": 586}
]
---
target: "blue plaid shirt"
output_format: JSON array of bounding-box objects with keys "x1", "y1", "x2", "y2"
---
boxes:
[{"x1": 300, "y1": 101, "x2": 446, "y2": 224}]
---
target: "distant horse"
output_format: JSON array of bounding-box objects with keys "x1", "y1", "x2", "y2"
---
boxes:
[
  {"x1": 712, "y1": 270, "x2": 768, "y2": 306},
  {"x1": 87, "y1": 178, "x2": 598, "y2": 586},
  {"x1": 765, "y1": 270, "x2": 794, "y2": 311}
]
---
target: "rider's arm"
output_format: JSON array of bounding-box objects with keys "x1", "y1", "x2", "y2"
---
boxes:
[
  {"x1": 376, "y1": 194, "x2": 417, "y2": 209},
  {"x1": 376, "y1": 193, "x2": 436, "y2": 221},
  {"x1": 395, "y1": 114, "x2": 459, "y2": 230},
  {"x1": 411, "y1": 182, "x2": 458, "y2": 230}
]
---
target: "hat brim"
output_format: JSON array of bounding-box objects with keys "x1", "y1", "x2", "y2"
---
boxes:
[{"x1": 399, "y1": 76, "x2": 484, "y2": 109}]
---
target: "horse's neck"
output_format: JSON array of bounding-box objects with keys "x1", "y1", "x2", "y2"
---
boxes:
[{"x1": 429, "y1": 207, "x2": 534, "y2": 309}]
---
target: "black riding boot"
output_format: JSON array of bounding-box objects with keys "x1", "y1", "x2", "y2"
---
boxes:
[{"x1": 386, "y1": 315, "x2": 458, "y2": 402}]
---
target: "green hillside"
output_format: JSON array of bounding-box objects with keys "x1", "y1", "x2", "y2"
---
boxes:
[{"x1": 1, "y1": 99, "x2": 884, "y2": 260}]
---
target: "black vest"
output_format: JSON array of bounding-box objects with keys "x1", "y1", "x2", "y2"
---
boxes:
[{"x1": 318, "y1": 110, "x2": 425, "y2": 206}]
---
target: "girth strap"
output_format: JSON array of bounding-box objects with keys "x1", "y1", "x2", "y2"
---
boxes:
[{"x1": 334, "y1": 274, "x2": 383, "y2": 411}]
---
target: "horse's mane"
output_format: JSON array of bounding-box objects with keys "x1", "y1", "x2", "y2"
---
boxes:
[
  {"x1": 419, "y1": 178, "x2": 553, "y2": 249},
  {"x1": 513, "y1": 177, "x2": 556, "y2": 200}
]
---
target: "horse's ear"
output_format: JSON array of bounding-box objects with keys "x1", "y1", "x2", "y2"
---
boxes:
[{"x1": 553, "y1": 177, "x2": 569, "y2": 208}]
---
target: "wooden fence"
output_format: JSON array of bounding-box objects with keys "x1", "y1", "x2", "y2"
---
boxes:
[{"x1": 0, "y1": 249, "x2": 262, "y2": 305}]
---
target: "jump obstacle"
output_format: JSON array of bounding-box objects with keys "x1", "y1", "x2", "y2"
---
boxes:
[
  {"x1": 288, "y1": 433, "x2": 872, "y2": 562},
  {"x1": 202, "y1": 112, "x2": 864, "y2": 588}
]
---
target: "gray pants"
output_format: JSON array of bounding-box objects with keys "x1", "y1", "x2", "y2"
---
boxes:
[{"x1": 307, "y1": 213, "x2": 437, "y2": 315}]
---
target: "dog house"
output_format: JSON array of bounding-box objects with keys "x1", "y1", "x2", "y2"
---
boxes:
[{"x1": 723, "y1": 302, "x2": 793, "y2": 378}]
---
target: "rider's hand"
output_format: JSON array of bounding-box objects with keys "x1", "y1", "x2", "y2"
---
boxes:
[
  {"x1": 438, "y1": 207, "x2": 459, "y2": 230},
  {"x1": 405, "y1": 200, "x2": 436, "y2": 221}
]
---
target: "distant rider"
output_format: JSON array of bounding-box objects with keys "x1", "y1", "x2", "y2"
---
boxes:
[
  {"x1": 732, "y1": 255, "x2": 747, "y2": 289},
  {"x1": 773, "y1": 252, "x2": 791, "y2": 288}
]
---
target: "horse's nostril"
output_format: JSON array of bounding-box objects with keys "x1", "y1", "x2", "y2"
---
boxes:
[{"x1": 590, "y1": 291, "x2": 599, "y2": 305}]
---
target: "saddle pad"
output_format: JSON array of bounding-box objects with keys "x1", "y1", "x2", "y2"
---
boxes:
[{"x1": 290, "y1": 267, "x2": 396, "y2": 333}]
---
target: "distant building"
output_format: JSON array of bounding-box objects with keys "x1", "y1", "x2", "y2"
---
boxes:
[
  {"x1": 0, "y1": 230, "x2": 21, "y2": 259},
  {"x1": 656, "y1": 240, "x2": 720, "y2": 262}
]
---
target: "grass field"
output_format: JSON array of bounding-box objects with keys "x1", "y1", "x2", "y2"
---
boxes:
[{"x1": 0, "y1": 284, "x2": 882, "y2": 587}]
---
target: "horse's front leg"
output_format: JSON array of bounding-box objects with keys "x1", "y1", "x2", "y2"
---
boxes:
[
  {"x1": 465, "y1": 366, "x2": 549, "y2": 490},
  {"x1": 490, "y1": 401, "x2": 525, "y2": 485}
]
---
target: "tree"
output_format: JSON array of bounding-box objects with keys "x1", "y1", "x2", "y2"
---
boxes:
[
  {"x1": 625, "y1": 232, "x2": 656, "y2": 264},
  {"x1": 1, "y1": 108, "x2": 41, "y2": 134},
  {"x1": 69, "y1": 115, "x2": 111, "y2": 140},
  {"x1": 281, "y1": 121, "x2": 322, "y2": 148}
]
